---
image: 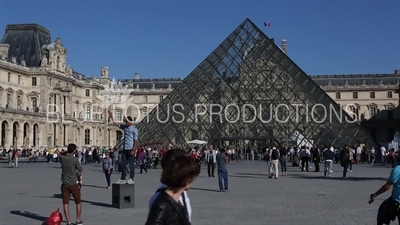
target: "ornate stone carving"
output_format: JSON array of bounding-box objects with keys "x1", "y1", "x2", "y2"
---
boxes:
[
  {"x1": 11, "y1": 56, "x2": 16, "y2": 63},
  {"x1": 362, "y1": 80, "x2": 366, "y2": 85},
  {"x1": 136, "y1": 84, "x2": 139, "y2": 89},
  {"x1": 101, "y1": 66, "x2": 109, "y2": 78},
  {"x1": 327, "y1": 80, "x2": 332, "y2": 86},
  {"x1": 152, "y1": 83, "x2": 155, "y2": 89},
  {"x1": 65, "y1": 65, "x2": 72, "y2": 76},
  {"x1": 21, "y1": 60, "x2": 26, "y2": 67},
  {"x1": 41, "y1": 56, "x2": 48, "y2": 67},
  {"x1": 167, "y1": 83, "x2": 172, "y2": 89},
  {"x1": 42, "y1": 38, "x2": 67, "y2": 71}
]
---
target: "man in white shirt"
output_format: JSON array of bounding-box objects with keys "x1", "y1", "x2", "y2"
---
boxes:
[
  {"x1": 356, "y1": 145, "x2": 362, "y2": 164},
  {"x1": 381, "y1": 146, "x2": 387, "y2": 166}
]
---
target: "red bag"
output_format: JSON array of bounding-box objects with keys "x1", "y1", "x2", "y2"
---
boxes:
[{"x1": 43, "y1": 208, "x2": 63, "y2": 225}]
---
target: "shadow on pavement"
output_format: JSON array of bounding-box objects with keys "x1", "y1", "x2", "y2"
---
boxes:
[
  {"x1": 81, "y1": 184, "x2": 107, "y2": 189},
  {"x1": 33, "y1": 194, "x2": 113, "y2": 208},
  {"x1": 229, "y1": 175, "x2": 267, "y2": 179},
  {"x1": 10, "y1": 210, "x2": 47, "y2": 222},
  {"x1": 288, "y1": 173, "x2": 387, "y2": 181},
  {"x1": 234, "y1": 173, "x2": 268, "y2": 176},
  {"x1": 52, "y1": 194, "x2": 113, "y2": 208},
  {"x1": 191, "y1": 187, "x2": 221, "y2": 193}
]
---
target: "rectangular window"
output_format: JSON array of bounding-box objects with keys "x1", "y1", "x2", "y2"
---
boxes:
[
  {"x1": 18, "y1": 75, "x2": 21, "y2": 84},
  {"x1": 335, "y1": 92, "x2": 340, "y2": 99},
  {"x1": 84, "y1": 129, "x2": 90, "y2": 145},
  {"x1": 85, "y1": 89, "x2": 90, "y2": 97},
  {"x1": 370, "y1": 92, "x2": 375, "y2": 99},
  {"x1": 32, "y1": 97, "x2": 37, "y2": 111},
  {"x1": 85, "y1": 105, "x2": 91, "y2": 120},
  {"x1": 32, "y1": 77, "x2": 37, "y2": 86},
  {"x1": 7, "y1": 72, "x2": 10, "y2": 82},
  {"x1": 143, "y1": 95, "x2": 148, "y2": 103},
  {"x1": 17, "y1": 96, "x2": 22, "y2": 109},
  {"x1": 116, "y1": 111, "x2": 122, "y2": 122},
  {"x1": 352, "y1": 92, "x2": 358, "y2": 99},
  {"x1": 159, "y1": 95, "x2": 164, "y2": 102},
  {"x1": 6, "y1": 94, "x2": 11, "y2": 108},
  {"x1": 388, "y1": 91, "x2": 393, "y2": 98}
]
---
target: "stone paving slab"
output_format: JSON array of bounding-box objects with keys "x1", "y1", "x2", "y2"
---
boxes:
[{"x1": 0, "y1": 161, "x2": 393, "y2": 225}]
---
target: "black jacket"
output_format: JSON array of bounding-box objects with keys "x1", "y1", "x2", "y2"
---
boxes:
[
  {"x1": 145, "y1": 190, "x2": 191, "y2": 225},
  {"x1": 313, "y1": 148, "x2": 320, "y2": 163}
]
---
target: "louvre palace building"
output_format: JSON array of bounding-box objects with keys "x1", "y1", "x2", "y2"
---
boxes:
[{"x1": 0, "y1": 21, "x2": 399, "y2": 150}]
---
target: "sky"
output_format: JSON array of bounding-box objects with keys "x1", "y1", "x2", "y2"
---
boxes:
[{"x1": 0, "y1": 0, "x2": 399, "y2": 80}]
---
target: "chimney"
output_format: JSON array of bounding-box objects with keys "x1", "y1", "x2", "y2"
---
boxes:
[
  {"x1": 134, "y1": 73, "x2": 140, "y2": 80},
  {"x1": 0, "y1": 44, "x2": 10, "y2": 59},
  {"x1": 281, "y1": 39, "x2": 287, "y2": 54}
]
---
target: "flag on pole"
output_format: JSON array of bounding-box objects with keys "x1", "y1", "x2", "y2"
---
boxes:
[{"x1": 264, "y1": 22, "x2": 272, "y2": 27}]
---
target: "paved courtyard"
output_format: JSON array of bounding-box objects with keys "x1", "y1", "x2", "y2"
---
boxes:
[{"x1": 0, "y1": 160, "x2": 393, "y2": 225}]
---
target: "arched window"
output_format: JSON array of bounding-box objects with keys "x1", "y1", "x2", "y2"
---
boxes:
[
  {"x1": 32, "y1": 77, "x2": 37, "y2": 86},
  {"x1": 57, "y1": 56, "x2": 61, "y2": 70},
  {"x1": 349, "y1": 104, "x2": 360, "y2": 120},
  {"x1": 84, "y1": 129, "x2": 90, "y2": 145},
  {"x1": 368, "y1": 104, "x2": 377, "y2": 118},
  {"x1": 370, "y1": 92, "x2": 375, "y2": 99}
]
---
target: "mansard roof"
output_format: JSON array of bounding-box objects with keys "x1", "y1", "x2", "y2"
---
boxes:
[
  {"x1": 118, "y1": 78, "x2": 183, "y2": 89},
  {"x1": 310, "y1": 70, "x2": 400, "y2": 86},
  {"x1": 0, "y1": 24, "x2": 51, "y2": 67}
]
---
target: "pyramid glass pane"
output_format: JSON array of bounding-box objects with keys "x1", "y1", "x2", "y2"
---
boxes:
[{"x1": 137, "y1": 18, "x2": 377, "y2": 148}]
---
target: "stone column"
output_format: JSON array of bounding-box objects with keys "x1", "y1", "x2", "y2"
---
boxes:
[
  {"x1": 0, "y1": 124, "x2": 2, "y2": 147},
  {"x1": 6, "y1": 128, "x2": 12, "y2": 148},
  {"x1": 24, "y1": 128, "x2": 31, "y2": 147}
]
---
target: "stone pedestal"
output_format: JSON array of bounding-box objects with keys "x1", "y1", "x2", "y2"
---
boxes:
[{"x1": 112, "y1": 183, "x2": 135, "y2": 209}]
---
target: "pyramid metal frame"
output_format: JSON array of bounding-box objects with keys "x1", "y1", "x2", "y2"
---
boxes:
[{"x1": 136, "y1": 18, "x2": 377, "y2": 149}]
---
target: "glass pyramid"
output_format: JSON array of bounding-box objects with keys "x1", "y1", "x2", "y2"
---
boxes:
[{"x1": 136, "y1": 18, "x2": 376, "y2": 149}]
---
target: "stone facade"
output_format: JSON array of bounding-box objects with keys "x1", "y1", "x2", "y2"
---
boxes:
[{"x1": 0, "y1": 24, "x2": 120, "y2": 150}]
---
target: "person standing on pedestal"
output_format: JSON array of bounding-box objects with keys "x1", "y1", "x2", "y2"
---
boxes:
[{"x1": 109, "y1": 111, "x2": 138, "y2": 185}]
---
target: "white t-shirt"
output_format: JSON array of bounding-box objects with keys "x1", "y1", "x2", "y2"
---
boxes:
[
  {"x1": 381, "y1": 147, "x2": 386, "y2": 155},
  {"x1": 356, "y1": 147, "x2": 362, "y2": 154}
]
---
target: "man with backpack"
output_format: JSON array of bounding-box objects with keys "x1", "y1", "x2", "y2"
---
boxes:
[
  {"x1": 269, "y1": 146, "x2": 280, "y2": 179},
  {"x1": 323, "y1": 147, "x2": 335, "y2": 177}
]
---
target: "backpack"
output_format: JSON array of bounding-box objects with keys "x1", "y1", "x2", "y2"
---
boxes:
[
  {"x1": 271, "y1": 149, "x2": 279, "y2": 160},
  {"x1": 43, "y1": 208, "x2": 63, "y2": 225}
]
